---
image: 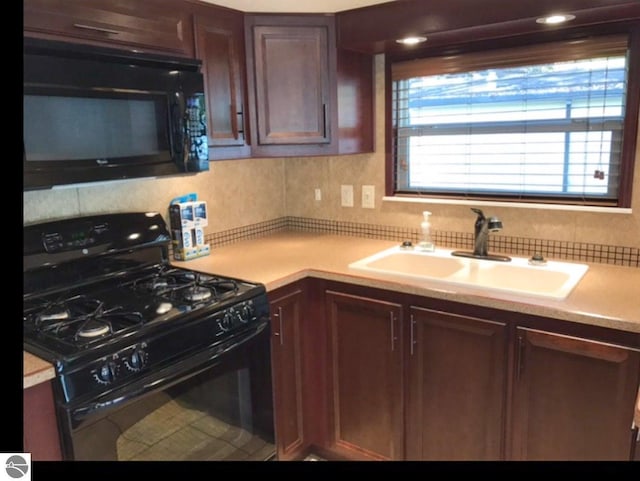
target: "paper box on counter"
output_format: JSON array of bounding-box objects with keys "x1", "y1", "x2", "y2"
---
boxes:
[
  {"x1": 194, "y1": 227, "x2": 206, "y2": 246},
  {"x1": 193, "y1": 201, "x2": 208, "y2": 227},
  {"x1": 197, "y1": 244, "x2": 210, "y2": 257},
  {"x1": 173, "y1": 246, "x2": 200, "y2": 261},
  {"x1": 169, "y1": 202, "x2": 195, "y2": 230},
  {"x1": 171, "y1": 228, "x2": 194, "y2": 249},
  {"x1": 173, "y1": 242, "x2": 210, "y2": 261}
]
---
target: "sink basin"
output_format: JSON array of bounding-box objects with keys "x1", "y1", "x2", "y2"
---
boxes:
[{"x1": 348, "y1": 246, "x2": 589, "y2": 300}]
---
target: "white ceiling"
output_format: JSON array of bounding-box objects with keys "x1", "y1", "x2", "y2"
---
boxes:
[{"x1": 199, "y1": 0, "x2": 395, "y2": 13}]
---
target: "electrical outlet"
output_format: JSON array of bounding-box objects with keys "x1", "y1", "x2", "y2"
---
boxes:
[
  {"x1": 362, "y1": 185, "x2": 375, "y2": 209},
  {"x1": 341, "y1": 184, "x2": 354, "y2": 207},
  {"x1": 314, "y1": 188, "x2": 322, "y2": 201}
]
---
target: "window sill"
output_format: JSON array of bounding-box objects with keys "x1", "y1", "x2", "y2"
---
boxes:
[{"x1": 382, "y1": 196, "x2": 633, "y2": 214}]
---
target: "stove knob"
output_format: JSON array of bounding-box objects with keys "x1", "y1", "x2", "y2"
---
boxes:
[
  {"x1": 96, "y1": 361, "x2": 118, "y2": 384},
  {"x1": 220, "y1": 312, "x2": 233, "y2": 330},
  {"x1": 125, "y1": 348, "x2": 147, "y2": 372},
  {"x1": 240, "y1": 302, "x2": 254, "y2": 322}
]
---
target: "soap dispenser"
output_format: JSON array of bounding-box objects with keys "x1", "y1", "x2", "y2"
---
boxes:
[{"x1": 417, "y1": 211, "x2": 435, "y2": 251}]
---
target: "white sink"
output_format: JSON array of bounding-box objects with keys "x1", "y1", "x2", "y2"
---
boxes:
[{"x1": 348, "y1": 246, "x2": 589, "y2": 300}]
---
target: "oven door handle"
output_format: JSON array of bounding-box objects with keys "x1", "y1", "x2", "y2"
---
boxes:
[{"x1": 68, "y1": 320, "x2": 269, "y2": 420}]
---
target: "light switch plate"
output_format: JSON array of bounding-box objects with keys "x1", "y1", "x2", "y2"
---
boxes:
[
  {"x1": 314, "y1": 188, "x2": 322, "y2": 201},
  {"x1": 362, "y1": 185, "x2": 375, "y2": 209},
  {"x1": 341, "y1": 184, "x2": 354, "y2": 207}
]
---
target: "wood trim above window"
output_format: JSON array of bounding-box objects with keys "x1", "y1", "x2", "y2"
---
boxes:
[{"x1": 392, "y1": 34, "x2": 628, "y2": 80}]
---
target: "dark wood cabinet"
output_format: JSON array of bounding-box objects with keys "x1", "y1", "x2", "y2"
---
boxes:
[
  {"x1": 269, "y1": 284, "x2": 306, "y2": 460},
  {"x1": 23, "y1": 3, "x2": 374, "y2": 160},
  {"x1": 244, "y1": 14, "x2": 374, "y2": 157},
  {"x1": 23, "y1": 381, "x2": 62, "y2": 461},
  {"x1": 510, "y1": 327, "x2": 640, "y2": 460},
  {"x1": 23, "y1": 0, "x2": 194, "y2": 56},
  {"x1": 336, "y1": 48, "x2": 374, "y2": 155},
  {"x1": 192, "y1": 4, "x2": 251, "y2": 160},
  {"x1": 325, "y1": 290, "x2": 404, "y2": 460},
  {"x1": 406, "y1": 306, "x2": 508, "y2": 460},
  {"x1": 245, "y1": 15, "x2": 336, "y2": 157},
  {"x1": 317, "y1": 280, "x2": 639, "y2": 461}
]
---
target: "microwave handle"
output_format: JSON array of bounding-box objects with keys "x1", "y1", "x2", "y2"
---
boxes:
[
  {"x1": 169, "y1": 91, "x2": 186, "y2": 167},
  {"x1": 67, "y1": 319, "x2": 269, "y2": 420}
]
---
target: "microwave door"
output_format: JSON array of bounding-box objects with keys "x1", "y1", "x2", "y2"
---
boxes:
[
  {"x1": 23, "y1": 86, "x2": 180, "y2": 189},
  {"x1": 170, "y1": 90, "x2": 187, "y2": 171},
  {"x1": 23, "y1": 37, "x2": 209, "y2": 190}
]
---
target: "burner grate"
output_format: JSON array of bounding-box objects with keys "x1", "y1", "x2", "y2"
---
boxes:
[
  {"x1": 129, "y1": 268, "x2": 239, "y2": 304},
  {"x1": 25, "y1": 294, "x2": 144, "y2": 345}
]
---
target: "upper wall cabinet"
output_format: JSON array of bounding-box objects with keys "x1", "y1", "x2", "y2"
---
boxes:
[
  {"x1": 244, "y1": 15, "x2": 336, "y2": 157},
  {"x1": 23, "y1": 0, "x2": 194, "y2": 57},
  {"x1": 190, "y1": 2, "x2": 251, "y2": 160},
  {"x1": 244, "y1": 14, "x2": 373, "y2": 157}
]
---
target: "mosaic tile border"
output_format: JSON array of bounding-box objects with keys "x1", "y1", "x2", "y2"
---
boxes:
[
  {"x1": 193, "y1": 216, "x2": 639, "y2": 268},
  {"x1": 205, "y1": 217, "x2": 289, "y2": 248}
]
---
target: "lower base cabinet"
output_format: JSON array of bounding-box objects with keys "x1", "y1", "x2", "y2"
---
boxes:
[
  {"x1": 325, "y1": 290, "x2": 404, "y2": 460},
  {"x1": 406, "y1": 306, "x2": 508, "y2": 460},
  {"x1": 269, "y1": 284, "x2": 306, "y2": 460},
  {"x1": 510, "y1": 327, "x2": 640, "y2": 460},
  {"x1": 269, "y1": 279, "x2": 640, "y2": 461}
]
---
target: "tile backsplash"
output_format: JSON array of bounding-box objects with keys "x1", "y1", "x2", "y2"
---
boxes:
[{"x1": 199, "y1": 216, "x2": 639, "y2": 268}]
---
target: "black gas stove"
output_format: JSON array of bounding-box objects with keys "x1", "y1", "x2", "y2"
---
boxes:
[{"x1": 23, "y1": 212, "x2": 271, "y2": 408}]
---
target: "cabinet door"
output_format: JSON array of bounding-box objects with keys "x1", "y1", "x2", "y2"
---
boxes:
[
  {"x1": 325, "y1": 290, "x2": 403, "y2": 460},
  {"x1": 23, "y1": 0, "x2": 193, "y2": 56},
  {"x1": 406, "y1": 306, "x2": 507, "y2": 460},
  {"x1": 245, "y1": 15, "x2": 337, "y2": 157},
  {"x1": 194, "y1": 12, "x2": 248, "y2": 154},
  {"x1": 23, "y1": 381, "x2": 62, "y2": 460},
  {"x1": 511, "y1": 327, "x2": 640, "y2": 460},
  {"x1": 269, "y1": 287, "x2": 306, "y2": 460}
]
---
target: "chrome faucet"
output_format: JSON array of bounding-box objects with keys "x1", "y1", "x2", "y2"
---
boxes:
[{"x1": 452, "y1": 208, "x2": 511, "y2": 262}]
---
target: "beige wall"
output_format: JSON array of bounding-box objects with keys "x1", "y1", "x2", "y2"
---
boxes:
[
  {"x1": 285, "y1": 55, "x2": 640, "y2": 248},
  {"x1": 23, "y1": 157, "x2": 287, "y2": 231},
  {"x1": 23, "y1": 55, "x2": 640, "y2": 248}
]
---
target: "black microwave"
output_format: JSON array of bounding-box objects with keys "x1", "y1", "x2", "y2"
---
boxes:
[{"x1": 23, "y1": 37, "x2": 209, "y2": 190}]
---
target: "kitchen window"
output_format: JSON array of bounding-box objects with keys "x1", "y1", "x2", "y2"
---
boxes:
[{"x1": 390, "y1": 34, "x2": 639, "y2": 208}]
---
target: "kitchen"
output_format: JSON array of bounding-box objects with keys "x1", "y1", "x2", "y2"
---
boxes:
[{"x1": 22, "y1": 0, "x2": 640, "y2": 465}]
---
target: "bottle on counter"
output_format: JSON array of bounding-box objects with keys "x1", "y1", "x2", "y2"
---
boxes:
[{"x1": 417, "y1": 211, "x2": 435, "y2": 252}]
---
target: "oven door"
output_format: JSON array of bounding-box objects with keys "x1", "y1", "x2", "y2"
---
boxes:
[{"x1": 56, "y1": 321, "x2": 275, "y2": 461}]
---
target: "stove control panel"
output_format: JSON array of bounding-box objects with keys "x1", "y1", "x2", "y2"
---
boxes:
[
  {"x1": 42, "y1": 222, "x2": 109, "y2": 253},
  {"x1": 56, "y1": 293, "x2": 269, "y2": 403},
  {"x1": 90, "y1": 342, "x2": 148, "y2": 385},
  {"x1": 218, "y1": 301, "x2": 255, "y2": 332}
]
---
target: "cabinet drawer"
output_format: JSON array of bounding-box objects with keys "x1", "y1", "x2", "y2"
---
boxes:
[{"x1": 24, "y1": 0, "x2": 193, "y2": 56}]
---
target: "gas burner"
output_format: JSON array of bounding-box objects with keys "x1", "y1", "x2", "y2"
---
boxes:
[
  {"x1": 133, "y1": 276, "x2": 173, "y2": 294},
  {"x1": 25, "y1": 294, "x2": 146, "y2": 346},
  {"x1": 183, "y1": 286, "x2": 212, "y2": 302},
  {"x1": 77, "y1": 319, "x2": 111, "y2": 338},
  {"x1": 37, "y1": 307, "x2": 71, "y2": 324},
  {"x1": 149, "y1": 278, "x2": 170, "y2": 291},
  {"x1": 32, "y1": 296, "x2": 103, "y2": 331}
]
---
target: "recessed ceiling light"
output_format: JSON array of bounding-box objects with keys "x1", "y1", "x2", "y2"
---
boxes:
[
  {"x1": 536, "y1": 13, "x2": 576, "y2": 25},
  {"x1": 396, "y1": 36, "x2": 428, "y2": 45}
]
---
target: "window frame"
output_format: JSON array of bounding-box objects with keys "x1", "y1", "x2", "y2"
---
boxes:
[{"x1": 384, "y1": 27, "x2": 640, "y2": 208}]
